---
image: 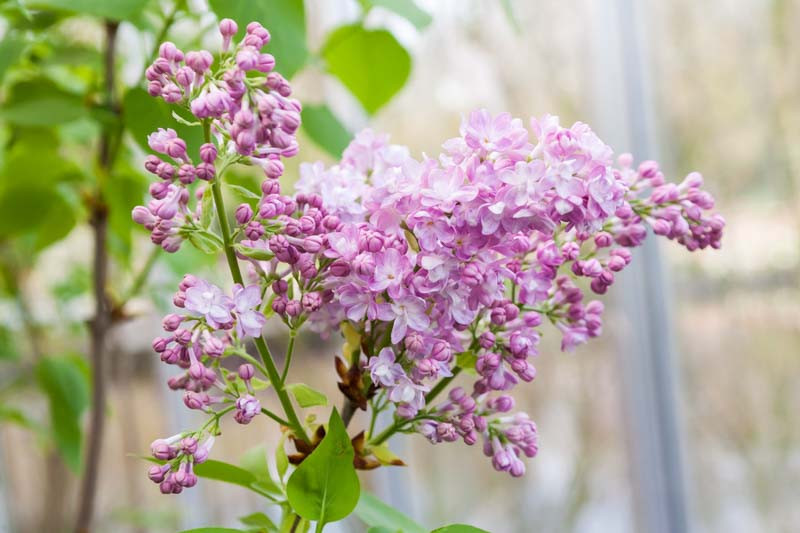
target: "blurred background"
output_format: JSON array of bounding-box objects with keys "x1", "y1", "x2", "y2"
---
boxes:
[{"x1": 1, "y1": 0, "x2": 798, "y2": 532}]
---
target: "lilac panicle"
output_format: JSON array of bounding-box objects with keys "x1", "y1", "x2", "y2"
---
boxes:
[{"x1": 142, "y1": 20, "x2": 723, "y2": 490}]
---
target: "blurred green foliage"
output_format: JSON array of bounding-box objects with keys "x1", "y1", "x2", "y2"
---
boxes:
[{"x1": 0, "y1": 0, "x2": 430, "y2": 527}]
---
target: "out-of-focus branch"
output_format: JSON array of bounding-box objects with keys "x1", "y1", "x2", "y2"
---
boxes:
[{"x1": 74, "y1": 19, "x2": 120, "y2": 533}]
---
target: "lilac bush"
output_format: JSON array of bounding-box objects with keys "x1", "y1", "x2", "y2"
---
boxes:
[{"x1": 134, "y1": 19, "x2": 722, "y2": 528}]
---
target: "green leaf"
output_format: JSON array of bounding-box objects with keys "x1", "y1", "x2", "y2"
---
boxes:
[
  {"x1": 455, "y1": 350, "x2": 478, "y2": 375},
  {"x1": 431, "y1": 526, "x2": 489, "y2": 533},
  {"x1": 0, "y1": 79, "x2": 87, "y2": 125},
  {"x1": 200, "y1": 186, "x2": 215, "y2": 229},
  {"x1": 239, "y1": 512, "x2": 277, "y2": 531},
  {"x1": 35, "y1": 355, "x2": 90, "y2": 472},
  {"x1": 322, "y1": 25, "x2": 411, "y2": 114},
  {"x1": 233, "y1": 243, "x2": 274, "y2": 261},
  {"x1": 172, "y1": 110, "x2": 201, "y2": 127},
  {"x1": 25, "y1": 0, "x2": 150, "y2": 20},
  {"x1": 354, "y1": 492, "x2": 425, "y2": 533},
  {"x1": 286, "y1": 383, "x2": 328, "y2": 408},
  {"x1": 122, "y1": 87, "x2": 204, "y2": 158},
  {"x1": 0, "y1": 35, "x2": 27, "y2": 83},
  {"x1": 286, "y1": 409, "x2": 360, "y2": 528},
  {"x1": 194, "y1": 459, "x2": 258, "y2": 488},
  {"x1": 226, "y1": 183, "x2": 261, "y2": 201},
  {"x1": 240, "y1": 445, "x2": 282, "y2": 495},
  {"x1": 209, "y1": 0, "x2": 307, "y2": 79},
  {"x1": 367, "y1": 528, "x2": 400, "y2": 533},
  {"x1": 186, "y1": 228, "x2": 224, "y2": 254},
  {"x1": 301, "y1": 105, "x2": 351, "y2": 157},
  {"x1": 0, "y1": 127, "x2": 81, "y2": 250},
  {"x1": 364, "y1": 0, "x2": 432, "y2": 30},
  {"x1": 275, "y1": 433, "x2": 289, "y2": 481}
]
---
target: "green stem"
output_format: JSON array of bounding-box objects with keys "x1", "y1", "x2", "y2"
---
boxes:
[
  {"x1": 370, "y1": 414, "x2": 429, "y2": 446},
  {"x1": 208, "y1": 173, "x2": 244, "y2": 284},
  {"x1": 280, "y1": 330, "x2": 296, "y2": 383},
  {"x1": 425, "y1": 367, "x2": 461, "y2": 404},
  {"x1": 204, "y1": 121, "x2": 309, "y2": 443},
  {"x1": 260, "y1": 407, "x2": 291, "y2": 427},
  {"x1": 253, "y1": 336, "x2": 309, "y2": 442}
]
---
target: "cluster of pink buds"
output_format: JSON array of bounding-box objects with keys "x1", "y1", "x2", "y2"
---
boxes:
[
  {"x1": 147, "y1": 434, "x2": 214, "y2": 494},
  {"x1": 134, "y1": 19, "x2": 302, "y2": 252}
]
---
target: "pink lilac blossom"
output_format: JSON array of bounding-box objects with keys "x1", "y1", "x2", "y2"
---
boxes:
[
  {"x1": 140, "y1": 21, "x2": 723, "y2": 490},
  {"x1": 292, "y1": 109, "x2": 723, "y2": 474}
]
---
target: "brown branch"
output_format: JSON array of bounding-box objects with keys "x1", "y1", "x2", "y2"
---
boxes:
[{"x1": 74, "y1": 19, "x2": 119, "y2": 533}]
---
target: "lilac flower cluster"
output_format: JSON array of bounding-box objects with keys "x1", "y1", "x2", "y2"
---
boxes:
[
  {"x1": 146, "y1": 273, "x2": 269, "y2": 492},
  {"x1": 134, "y1": 19, "x2": 301, "y2": 252},
  {"x1": 139, "y1": 20, "x2": 723, "y2": 489},
  {"x1": 294, "y1": 110, "x2": 723, "y2": 475}
]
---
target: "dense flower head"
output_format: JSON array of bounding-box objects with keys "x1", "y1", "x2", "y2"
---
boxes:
[
  {"x1": 293, "y1": 109, "x2": 723, "y2": 474},
  {"x1": 133, "y1": 20, "x2": 301, "y2": 252},
  {"x1": 141, "y1": 22, "x2": 723, "y2": 490}
]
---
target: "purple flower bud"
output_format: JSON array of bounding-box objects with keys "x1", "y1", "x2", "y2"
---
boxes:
[
  {"x1": 162, "y1": 314, "x2": 182, "y2": 332},
  {"x1": 490, "y1": 306, "x2": 507, "y2": 325},
  {"x1": 199, "y1": 143, "x2": 217, "y2": 164},
  {"x1": 189, "y1": 362, "x2": 205, "y2": 381},
  {"x1": 174, "y1": 329, "x2": 192, "y2": 345},
  {"x1": 594, "y1": 232, "x2": 613, "y2": 248},
  {"x1": 271, "y1": 297, "x2": 287, "y2": 315},
  {"x1": 148, "y1": 464, "x2": 169, "y2": 483},
  {"x1": 177, "y1": 164, "x2": 196, "y2": 185},
  {"x1": 479, "y1": 332, "x2": 496, "y2": 349},
  {"x1": 431, "y1": 341, "x2": 452, "y2": 362},
  {"x1": 301, "y1": 292, "x2": 322, "y2": 312},
  {"x1": 272, "y1": 279, "x2": 288, "y2": 294},
  {"x1": 235, "y1": 46, "x2": 259, "y2": 70},
  {"x1": 504, "y1": 303, "x2": 519, "y2": 321},
  {"x1": 262, "y1": 158, "x2": 284, "y2": 180},
  {"x1": 175, "y1": 66, "x2": 194, "y2": 88},
  {"x1": 238, "y1": 363, "x2": 255, "y2": 381},
  {"x1": 492, "y1": 395, "x2": 515, "y2": 412},
  {"x1": 448, "y1": 387, "x2": 466, "y2": 402},
  {"x1": 195, "y1": 162, "x2": 215, "y2": 181},
  {"x1": 181, "y1": 437, "x2": 198, "y2": 455},
  {"x1": 234, "y1": 203, "x2": 253, "y2": 225},
  {"x1": 404, "y1": 332, "x2": 425, "y2": 355},
  {"x1": 183, "y1": 391, "x2": 207, "y2": 410},
  {"x1": 158, "y1": 42, "x2": 183, "y2": 62},
  {"x1": 132, "y1": 206, "x2": 156, "y2": 228},
  {"x1": 152, "y1": 337, "x2": 170, "y2": 353},
  {"x1": 463, "y1": 430, "x2": 478, "y2": 445},
  {"x1": 638, "y1": 160, "x2": 660, "y2": 179},
  {"x1": 147, "y1": 80, "x2": 163, "y2": 96},
  {"x1": 185, "y1": 50, "x2": 213, "y2": 73},
  {"x1": 150, "y1": 181, "x2": 170, "y2": 199},
  {"x1": 301, "y1": 236, "x2": 324, "y2": 253},
  {"x1": 298, "y1": 215, "x2": 316, "y2": 234},
  {"x1": 256, "y1": 53, "x2": 275, "y2": 73},
  {"x1": 329, "y1": 259, "x2": 351, "y2": 278},
  {"x1": 285, "y1": 300, "x2": 302, "y2": 317},
  {"x1": 151, "y1": 439, "x2": 176, "y2": 460},
  {"x1": 219, "y1": 18, "x2": 238, "y2": 51},
  {"x1": 245, "y1": 221, "x2": 264, "y2": 240}
]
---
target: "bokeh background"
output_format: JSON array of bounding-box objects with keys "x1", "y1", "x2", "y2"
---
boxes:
[{"x1": 1, "y1": 0, "x2": 798, "y2": 532}]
